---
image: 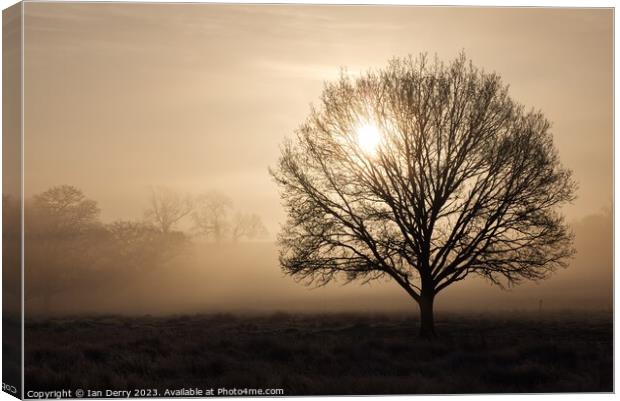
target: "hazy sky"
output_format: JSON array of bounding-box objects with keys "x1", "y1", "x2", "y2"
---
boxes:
[{"x1": 24, "y1": 4, "x2": 612, "y2": 233}]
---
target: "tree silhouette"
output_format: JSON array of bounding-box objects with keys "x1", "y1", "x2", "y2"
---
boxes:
[
  {"x1": 144, "y1": 186, "x2": 193, "y2": 234},
  {"x1": 31, "y1": 185, "x2": 100, "y2": 236},
  {"x1": 25, "y1": 186, "x2": 106, "y2": 313},
  {"x1": 271, "y1": 54, "x2": 576, "y2": 338},
  {"x1": 192, "y1": 191, "x2": 233, "y2": 242},
  {"x1": 107, "y1": 220, "x2": 187, "y2": 273},
  {"x1": 231, "y1": 212, "x2": 269, "y2": 242},
  {"x1": 23, "y1": 185, "x2": 192, "y2": 315}
]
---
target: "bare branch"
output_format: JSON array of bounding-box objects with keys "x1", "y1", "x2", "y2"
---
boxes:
[{"x1": 271, "y1": 53, "x2": 576, "y2": 320}]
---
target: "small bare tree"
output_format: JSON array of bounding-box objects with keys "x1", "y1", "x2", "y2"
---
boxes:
[
  {"x1": 192, "y1": 191, "x2": 233, "y2": 242},
  {"x1": 271, "y1": 54, "x2": 576, "y2": 338},
  {"x1": 231, "y1": 212, "x2": 269, "y2": 242},
  {"x1": 144, "y1": 186, "x2": 193, "y2": 234}
]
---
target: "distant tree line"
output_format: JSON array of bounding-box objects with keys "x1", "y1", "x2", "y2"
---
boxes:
[
  {"x1": 145, "y1": 186, "x2": 268, "y2": 242},
  {"x1": 3, "y1": 184, "x2": 268, "y2": 313}
]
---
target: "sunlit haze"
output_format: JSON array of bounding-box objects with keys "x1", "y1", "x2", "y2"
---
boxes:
[
  {"x1": 356, "y1": 122, "x2": 382, "y2": 154},
  {"x1": 16, "y1": 3, "x2": 612, "y2": 315}
]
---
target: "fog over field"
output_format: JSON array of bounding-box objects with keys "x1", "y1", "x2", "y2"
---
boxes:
[{"x1": 22, "y1": 208, "x2": 610, "y2": 316}]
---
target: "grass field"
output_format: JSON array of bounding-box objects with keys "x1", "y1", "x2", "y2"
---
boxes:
[{"x1": 24, "y1": 311, "x2": 612, "y2": 395}]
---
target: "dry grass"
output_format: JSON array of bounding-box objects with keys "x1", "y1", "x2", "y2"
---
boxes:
[{"x1": 24, "y1": 311, "x2": 612, "y2": 395}]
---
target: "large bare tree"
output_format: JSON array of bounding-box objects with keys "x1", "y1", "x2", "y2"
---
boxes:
[{"x1": 271, "y1": 54, "x2": 576, "y2": 337}]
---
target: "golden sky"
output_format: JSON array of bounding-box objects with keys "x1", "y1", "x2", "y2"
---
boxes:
[{"x1": 24, "y1": 4, "x2": 612, "y2": 232}]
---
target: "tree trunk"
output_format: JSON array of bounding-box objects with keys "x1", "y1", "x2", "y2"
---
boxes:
[{"x1": 418, "y1": 292, "x2": 436, "y2": 339}]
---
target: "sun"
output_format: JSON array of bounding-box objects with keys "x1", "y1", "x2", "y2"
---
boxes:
[{"x1": 356, "y1": 122, "x2": 382, "y2": 154}]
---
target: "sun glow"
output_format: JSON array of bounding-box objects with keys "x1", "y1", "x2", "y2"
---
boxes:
[{"x1": 356, "y1": 122, "x2": 382, "y2": 155}]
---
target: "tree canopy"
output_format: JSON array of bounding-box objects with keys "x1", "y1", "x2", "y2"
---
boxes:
[{"x1": 272, "y1": 54, "x2": 576, "y2": 337}]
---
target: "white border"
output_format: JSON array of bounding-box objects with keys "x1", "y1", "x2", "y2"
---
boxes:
[{"x1": 0, "y1": 2, "x2": 616, "y2": 401}]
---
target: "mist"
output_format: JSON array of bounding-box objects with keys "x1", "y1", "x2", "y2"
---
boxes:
[
  {"x1": 14, "y1": 4, "x2": 612, "y2": 318},
  {"x1": 21, "y1": 196, "x2": 610, "y2": 316}
]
